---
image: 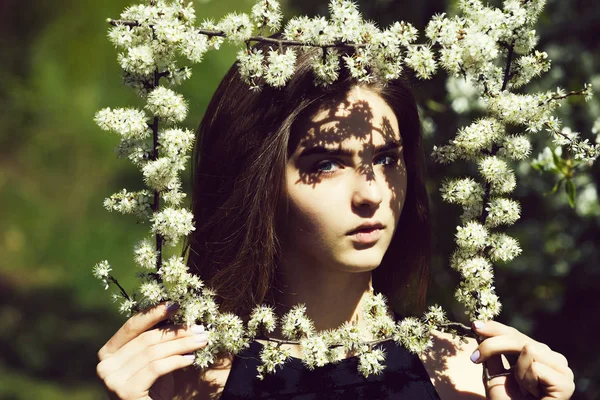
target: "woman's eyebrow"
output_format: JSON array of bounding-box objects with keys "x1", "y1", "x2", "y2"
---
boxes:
[
  {"x1": 297, "y1": 139, "x2": 402, "y2": 159},
  {"x1": 374, "y1": 140, "x2": 402, "y2": 153},
  {"x1": 297, "y1": 146, "x2": 354, "y2": 159}
]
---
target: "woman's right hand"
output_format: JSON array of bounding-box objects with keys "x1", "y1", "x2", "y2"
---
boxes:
[{"x1": 96, "y1": 302, "x2": 209, "y2": 400}]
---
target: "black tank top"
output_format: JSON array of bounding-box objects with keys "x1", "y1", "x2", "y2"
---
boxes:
[{"x1": 221, "y1": 337, "x2": 441, "y2": 399}]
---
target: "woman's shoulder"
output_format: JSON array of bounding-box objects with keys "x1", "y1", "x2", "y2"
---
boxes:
[{"x1": 419, "y1": 329, "x2": 487, "y2": 399}]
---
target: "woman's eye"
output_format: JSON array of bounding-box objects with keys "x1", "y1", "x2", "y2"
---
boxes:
[
  {"x1": 374, "y1": 154, "x2": 398, "y2": 166},
  {"x1": 314, "y1": 160, "x2": 342, "y2": 174}
]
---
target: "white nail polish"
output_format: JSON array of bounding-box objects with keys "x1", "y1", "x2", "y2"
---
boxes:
[
  {"x1": 473, "y1": 321, "x2": 485, "y2": 330},
  {"x1": 191, "y1": 324, "x2": 205, "y2": 334}
]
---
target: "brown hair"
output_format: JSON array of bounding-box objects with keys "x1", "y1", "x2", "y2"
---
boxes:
[{"x1": 182, "y1": 34, "x2": 431, "y2": 319}]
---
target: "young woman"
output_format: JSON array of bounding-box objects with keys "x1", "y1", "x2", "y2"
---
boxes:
[{"x1": 96, "y1": 35, "x2": 575, "y2": 399}]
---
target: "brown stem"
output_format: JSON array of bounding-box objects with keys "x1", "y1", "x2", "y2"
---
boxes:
[
  {"x1": 108, "y1": 276, "x2": 132, "y2": 301},
  {"x1": 150, "y1": 68, "x2": 163, "y2": 272},
  {"x1": 501, "y1": 40, "x2": 515, "y2": 92},
  {"x1": 108, "y1": 19, "x2": 365, "y2": 51}
]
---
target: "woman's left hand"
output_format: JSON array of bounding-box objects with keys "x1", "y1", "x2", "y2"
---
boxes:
[{"x1": 470, "y1": 320, "x2": 575, "y2": 399}]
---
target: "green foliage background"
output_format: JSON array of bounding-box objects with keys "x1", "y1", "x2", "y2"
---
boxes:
[{"x1": 0, "y1": 0, "x2": 598, "y2": 398}]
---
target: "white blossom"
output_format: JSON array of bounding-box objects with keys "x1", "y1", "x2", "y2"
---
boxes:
[
  {"x1": 423, "y1": 305, "x2": 447, "y2": 328},
  {"x1": 133, "y1": 238, "x2": 158, "y2": 270},
  {"x1": 265, "y1": 48, "x2": 297, "y2": 87},
  {"x1": 460, "y1": 30, "x2": 499, "y2": 68},
  {"x1": 431, "y1": 144, "x2": 460, "y2": 164},
  {"x1": 139, "y1": 280, "x2": 166, "y2": 307},
  {"x1": 343, "y1": 52, "x2": 372, "y2": 83},
  {"x1": 439, "y1": 44, "x2": 462, "y2": 75},
  {"x1": 95, "y1": 107, "x2": 150, "y2": 140},
  {"x1": 453, "y1": 118, "x2": 504, "y2": 157},
  {"x1": 116, "y1": 138, "x2": 153, "y2": 167},
  {"x1": 362, "y1": 292, "x2": 389, "y2": 318},
  {"x1": 478, "y1": 156, "x2": 511, "y2": 185},
  {"x1": 104, "y1": 189, "x2": 153, "y2": 218},
  {"x1": 154, "y1": 17, "x2": 187, "y2": 44},
  {"x1": 214, "y1": 313, "x2": 248, "y2": 353},
  {"x1": 237, "y1": 48, "x2": 265, "y2": 89},
  {"x1": 118, "y1": 44, "x2": 155, "y2": 75},
  {"x1": 369, "y1": 314, "x2": 396, "y2": 339},
  {"x1": 394, "y1": 317, "x2": 432, "y2": 353},
  {"x1": 281, "y1": 304, "x2": 315, "y2": 340},
  {"x1": 151, "y1": 207, "x2": 195, "y2": 246},
  {"x1": 357, "y1": 346, "x2": 386, "y2": 377},
  {"x1": 311, "y1": 49, "x2": 341, "y2": 87},
  {"x1": 142, "y1": 157, "x2": 185, "y2": 192},
  {"x1": 121, "y1": 4, "x2": 160, "y2": 25},
  {"x1": 162, "y1": 178, "x2": 187, "y2": 206},
  {"x1": 108, "y1": 24, "x2": 135, "y2": 48},
  {"x1": 455, "y1": 221, "x2": 488, "y2": 251},
  {"x1": 218, "y1": 12, "x2": 254, "y2": 44},
  {"x1": 499, "y1": 135, "x2": 532, "y2": 160},
  {"x1": 159, "y1": 255, "x2": 189, "y2": 284},
  {"x1": 247, "y1": 305, "x2": 277, "y2": 338},
  {"x1": 485, "y1": 198, "x2": 521, "y2": 227},
  {"x1": 328, "y1": 0, "x2": 363, "y2": 43},
  {"x1": 167, "y1": 66, "x2": 193, "y2": 86},
  {"x1": 93, "y1": 260, "x2": 112, "y2": 290},
  {"x1": 180, "y1": 29, "x2": 209, "y2": 63},
  {"x1": 251, "y1": 0, "x2": 283, "y2": 32},
  {"x1": 456, "y1": 256, "x2": 494, "y2": 285},
  {"x1": 118, "y1": 298, "x2": 137, "y2": 316},
  {"x1": 146, "y1": 87, "x2": 188, "y2": 123},
  {"x1": 488, "y1": 233, "x2": 522, "y2": 262},
  {"x1": 158, "y1": 128, "x2": 195, "y2": 158},
  {"x1": 199, "y1": 19, "x2": 225, "y2": 50},
  {"x1": 388, "y1": 21, "x2": 419, "y2": 47},
  {"x1": 256, "y1": 341, "x2": 291, "y2": 380},
  {"x1": 405, "y1": 45, "x2": 437, "y2": 80},
  {"x1": 511, "y1": 51, "x2": 551, "y2": 88},
  {"x1": 283, "y1": 16, "x2": 313, "y2": 43},
  {"x1": 440, "y1": 178, "x2": 484, "y2": 207},
  {"x1": 426, "y1": 14, "x2": 462, "y2": 47},
  {"x1": 301, "y1": 335, "x2": 330, "y2": 370}
]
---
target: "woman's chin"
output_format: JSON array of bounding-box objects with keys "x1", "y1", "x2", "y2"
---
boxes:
[{"x1": 335, "y1": 252, "x2": 384, "y2": 273}]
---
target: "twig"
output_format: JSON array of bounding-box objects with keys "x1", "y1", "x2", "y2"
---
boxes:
[
  {"x1": 548, "y1": 88, "x2": 589, "y2": 102},
  {"x1": 108, "y1": 19, "x2": 366, "y2": 51},
  {"x1": 150, "y1": 68, "x2": 164, "y2": 272},
  {"x1": 501, "y1": 40, "x2": 515, "y2": 92},
  {"x1": 109, "y1": 276, "x2": 132, "y2": 301}
]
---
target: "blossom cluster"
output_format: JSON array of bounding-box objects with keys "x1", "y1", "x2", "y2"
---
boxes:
[{"x1": 429, "y1": 0, "x2": 597, "y2": 320}]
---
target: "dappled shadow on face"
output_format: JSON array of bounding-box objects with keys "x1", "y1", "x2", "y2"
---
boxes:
[{"x1": 290, "y1": 96, "x2": 407, "y2": 218}]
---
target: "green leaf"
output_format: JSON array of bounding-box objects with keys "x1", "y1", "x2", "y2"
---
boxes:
[
  {"x1": 546, "y1": 178, "x2": 564, "y2": 196},
  {"x1": 565, "y1": 179, "x2": 576, "y2": 208},
  {"x1": 551, "y1": 148, "x2": 563, "y2": 169}
]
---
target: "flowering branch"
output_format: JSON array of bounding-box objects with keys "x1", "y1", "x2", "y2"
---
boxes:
[
  {"x1": 109, "y1": 19, "x2": 367, "y2": 51},
  {"x1": 93, "y1": 0, "x2": 598, "y2": 383}
]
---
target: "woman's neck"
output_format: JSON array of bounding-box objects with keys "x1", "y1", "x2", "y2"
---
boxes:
[{"x1": 274, "y1": 258, "x2": 374, "y2": 333}]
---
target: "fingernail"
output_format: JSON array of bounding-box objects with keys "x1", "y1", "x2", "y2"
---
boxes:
[
  {"x1": 195, "y1": 332, "x2": 209, "y2": 343},
  {"x1": 473, "y1": 321, "x2": 485, "y2": 330},
  {"x1": 166, "y1": 302, "x2": 180, "y2": 312},
  {"x1": 183, "y1": 354, "x2": 195, "y2": 361},
  {"x1": 470, "y1": 350, "x2": 481, "y2": 363},
  {"x1": 191, "y1": 324, "x2": 205, "y2": 334}
]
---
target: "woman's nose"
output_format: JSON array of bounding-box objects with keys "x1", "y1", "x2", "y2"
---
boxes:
[{"x1": 351, "y1": 171, "x2": 383, "y2": 209}]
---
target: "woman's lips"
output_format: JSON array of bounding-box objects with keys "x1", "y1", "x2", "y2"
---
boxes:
[{"x1": 348, "y1": 227, "x2": 383, "y2": 244}]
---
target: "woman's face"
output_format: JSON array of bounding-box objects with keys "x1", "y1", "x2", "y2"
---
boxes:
[{"x1": 281, "y1": 86, "x2": 407, "y2": 273}]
